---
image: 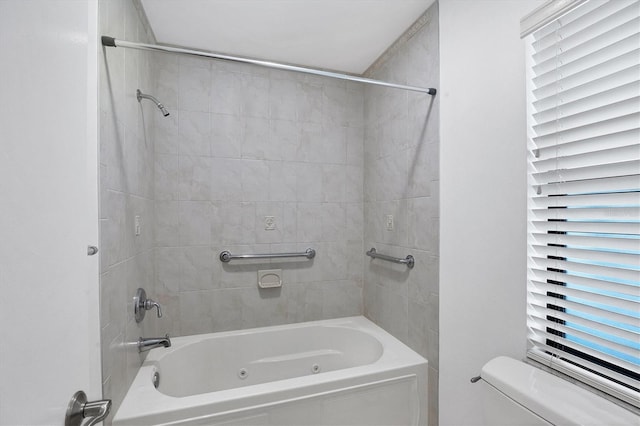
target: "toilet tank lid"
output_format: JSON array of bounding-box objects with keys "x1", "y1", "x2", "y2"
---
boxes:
[{"x1": 481, "y1": 356, "x2": 639, "y2": 426}]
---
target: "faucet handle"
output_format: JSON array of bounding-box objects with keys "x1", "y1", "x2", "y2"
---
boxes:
[
  {"x1": 144, "y1": 299, "x2": 162, "y2": 318},
  {"x1": 134, "y1": 288, "x2": 163, "y2": 322}
]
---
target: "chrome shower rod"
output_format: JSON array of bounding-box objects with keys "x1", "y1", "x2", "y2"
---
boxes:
[{"x1": 101, "y1": 36, "x2": 437, "y2": 95}]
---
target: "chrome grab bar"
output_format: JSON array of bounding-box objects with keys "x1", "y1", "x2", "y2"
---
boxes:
[
  {"x1": 219, "y1": 248, "x2": 316, "y2": 263},
  {"x1": 366, "y1": 248, "x2": 415, "y2": 268}
]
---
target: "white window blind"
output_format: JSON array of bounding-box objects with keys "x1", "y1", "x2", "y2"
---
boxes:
[{"x1": 526, "y1": 0, "x2": 640, "y2": 407}]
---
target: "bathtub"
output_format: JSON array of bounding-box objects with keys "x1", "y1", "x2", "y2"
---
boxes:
[{"x1": 113, "y1": 316, "x2": 428, "y2": 425}]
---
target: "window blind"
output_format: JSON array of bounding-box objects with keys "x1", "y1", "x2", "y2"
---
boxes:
[{"x1": 526, "y1": 0, "x2": 640, "y2": 407}]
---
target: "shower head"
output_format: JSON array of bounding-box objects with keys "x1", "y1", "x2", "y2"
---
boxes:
[
  {"x1": 158, "y1": 104, "x2": 170, "y2": 117},
  {"x1": 136, "y1": 89, "x2": 170, "y2": 117}
]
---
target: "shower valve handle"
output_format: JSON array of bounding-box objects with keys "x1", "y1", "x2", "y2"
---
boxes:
[
  {"x1": 134, "y1": 288, "x2": 163, "y2": 322},
  {"x1": 144, "y1": 299, "x2": 162, "y2": 318}
]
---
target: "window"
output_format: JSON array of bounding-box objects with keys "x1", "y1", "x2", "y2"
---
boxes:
[{"x1": 525, "y1": 0, "x2": 639, "y2": 407}]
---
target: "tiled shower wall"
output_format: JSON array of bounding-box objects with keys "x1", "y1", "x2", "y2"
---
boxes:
[
  {"x1": 363, "y1": 3, "x2": 440, "y2": 425},
  {"x1": 150, "y1": 55, "x2": 366, "y2": 336},
  {"x1": 98, "y1": 0, "x2": 160, "y2": 421}
]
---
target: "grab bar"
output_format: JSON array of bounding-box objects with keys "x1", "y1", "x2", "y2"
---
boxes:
[
  {"x1": 219, "y1": 248, "x2": 316, "y2": 263},
  {"x1": 365, "y1": 248, "x2": 415, "y2": 268}
]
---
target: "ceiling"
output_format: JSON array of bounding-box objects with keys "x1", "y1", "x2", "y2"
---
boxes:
[{"x1": 140, "y1": 0, "x2": 435, "y2": 75}]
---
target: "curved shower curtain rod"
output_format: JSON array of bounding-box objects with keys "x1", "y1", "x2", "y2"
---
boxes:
[{"x1": 101, "y1": 36, "x2": 437, "y2": 96}]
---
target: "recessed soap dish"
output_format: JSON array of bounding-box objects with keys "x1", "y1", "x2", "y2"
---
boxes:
[{"x1": 258, "y1": 269, "x2": 282, "y2": 288}]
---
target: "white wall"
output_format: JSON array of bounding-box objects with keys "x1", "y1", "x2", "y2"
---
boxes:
[
  {"x1": 438, "y1": 1, "x2": 543, "y2": 424},
  {"x1": 0, "y1": 0, "x2": 101, "y2": 424}
]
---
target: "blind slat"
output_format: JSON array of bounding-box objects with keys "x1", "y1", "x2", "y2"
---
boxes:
[
  {"x1": 529, "y1": 324, "x2": 640, "y2": 372},
  {"x1": 527, "y1": 338, "x2": 640, "y2": 384},
  {"x1": 532, "y1": 112, "x2": 640, "y2": 146},
  {"x1": 534, "y1": 128, "x2": 640, "y2": 159},
  {"x1": 529, "y1": 291, "x2": 636, "y2": 328},
  {"x1": 533, "y1": 0, "x2": 636, "y2": 51},
  {"x1": 535, "y1": 175, "x2": 640, "y2": 196},
  {"x1": 533, "y1": 97, "x2": 640, "y2": 137},
  {"x1": 530, "y1": 268, "x2": 639, "y2": 295},
  {"x1": 531, "y1": 256, "x2": 640, "y2": 288},
  {"x1": 534, "y1": 81, "x2": 640, "y2": 125},
  {"x1": 533, "y1": 160, "x2": 640, "y2": 183},
  {"x1": 532, "y1": 143, "x2": 640, "y2": 172},
  {"x1": 531, "y1": 190, "x2": 640, "y2": 208},
  {"x1": 533, "y1": 0, "x2": 605, "y2": 41},
  {"x1": 529, "y1": 279, "x2": 639, "y2": 310},
  {"x1": 534, "y1": 17, "x2": 640, "y2": 77},
  {"x1": 529, "y1": 309, "x2": 639, "y2": 356},
  {"x1": 527, "y1": 345, "x2": 640, "y2": 392},
  {"x1": 531, "y1": 220, "x2": 640, "y2": 236},
  {"x1": 531, "y1": 205, "x2": 640, "y2": 220},
  {"x1": 531, "y1": 232, "x2": 640, "y2": 251},
  {"x1": 533, "y1": 65, "x2": 640, "y2": 113},
  {"x1": 532, "y1": 243, "x2": 640, "y2": 265}
]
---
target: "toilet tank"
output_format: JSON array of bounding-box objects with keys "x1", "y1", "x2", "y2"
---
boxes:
[
  {"x1": 480, "y1": 380, "x2": 551, "y2": 425},
  {"x1": 479, "y1": 357, "x2": 639, "y2": 426}
]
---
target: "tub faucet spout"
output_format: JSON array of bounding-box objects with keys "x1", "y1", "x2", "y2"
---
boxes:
[{"x1": 138, "y1": 334, "x2": 171, "y2": 352}]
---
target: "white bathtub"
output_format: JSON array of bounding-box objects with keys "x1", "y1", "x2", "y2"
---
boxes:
[{"x1": 113, "y1": 316, "x2": 428, "y2": 425}]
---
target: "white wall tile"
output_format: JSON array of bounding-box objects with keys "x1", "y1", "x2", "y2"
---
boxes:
[
  {"x1": 242, "y1": 117, "x2": 271, "y2": 159},
  {"x1": 255, "y1": 202, "x2": 284, "y2": 244},
  {"x1": 180, "y1": 246, "x2": 220, "y2": 291},
  {"x1": 178, "y1": 155, "x2": 211, "y2": 201},
  {"x1": 295, "y1": 162, "x2": 323, "y2": 202},
  {"x1": 269, "y1": 78, "x2": 298, "y2": 121},
  {"x1": 179, "y1": 60, "x2": 211, "y2": 112},
  {"x1": 211, "y1": 113, "x2": 243, "y2": 158},
  {"x1": 241, "y1": 159, "x2": 270, "y2": 201},
  {"x1": 268, "y1": 161, "x2": 297, "y2": 202},
  {"x1": 153, "y1": 53, "x2": 178, "y2": 109},
  {"x1": 322, "y1": 84, "x2": 348, "y2": 127},
  {"x1": 155, "y1": 154, "x2": 179, "y2": 200},
  {"x1": 269, "y1": 119, "x2": 299, "y2": 162},
  {"x1": 322, "y1": 164, "x2": 345, "y2": 203},
  {"x1": 296, "y1": 202, "x2": 323, "y2": 242},
  {"x1": 320, "y1": 203, "x2": 346, "y2": 242},
  {"x1": 154, "y1": 111, "x2": 179, "y2": 155},
  {"x1": 296, "y1": 81, "x2": 322, "y2": 123},
  {"x1": 179, "y1": 110, "x2": 211, "y2": 156},
  {"x1": 155, "y1": 201, "x2": 179, "y2": 246},
  {"x1": 178, "y1": 201, "x2": 213, "y2": 245},
  {"x1": 209, "y1": 158, "x2": 242, "y2": 202},
  {"x1": 241, "y1": 75, "x2": 269, "y2": 118},
  {"x1": 210, "y1": 69, "x2": 243, "y2": 116}
]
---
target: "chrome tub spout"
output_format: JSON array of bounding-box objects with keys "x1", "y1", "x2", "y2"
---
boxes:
[{"x1": 138, "y1": 334, "x2": 171, "y2": 352}]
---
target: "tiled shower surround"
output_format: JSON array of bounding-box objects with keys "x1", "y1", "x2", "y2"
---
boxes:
[
  {"x1": 152, "y1": 56, "x2": 365, "y2": 337},
  {"x1": 99, "y1": 0, "x2": 439, "y2": 423},
  {"x1": 99, "y1": 0, "x2": 159, "y2": 421},
  {"x1": 364, "y1": 4, "x2": 440, "y2": 424}
]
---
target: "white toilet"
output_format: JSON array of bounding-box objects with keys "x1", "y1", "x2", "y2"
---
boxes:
[{"x1": 479, "y1": 356, "x2": 639, "y2": 426}]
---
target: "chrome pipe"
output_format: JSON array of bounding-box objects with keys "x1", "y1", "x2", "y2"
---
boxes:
[
  {"x1": 102, "y1": 36, "x2": 437, "y2": 95},
  {"x1": 366, "y1": 248, "x2": 415, "y2": 268},
  {"x1": 219, "y1": 248, "x2": 316, "y2": 263},
  {"x1": 136, "y1": 89, "x2": 170, "y2": 116}
]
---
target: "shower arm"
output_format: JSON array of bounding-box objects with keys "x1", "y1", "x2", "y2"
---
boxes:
[
  {"x1": 103, "y1": 36, "x2": 437, "y2": 96},
  {"x1": 136, "y1": 89, "x2": 161, "y2": 105},
  {"x1": 136, "y1": 89, "x2": 170, "y2": 117}
]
